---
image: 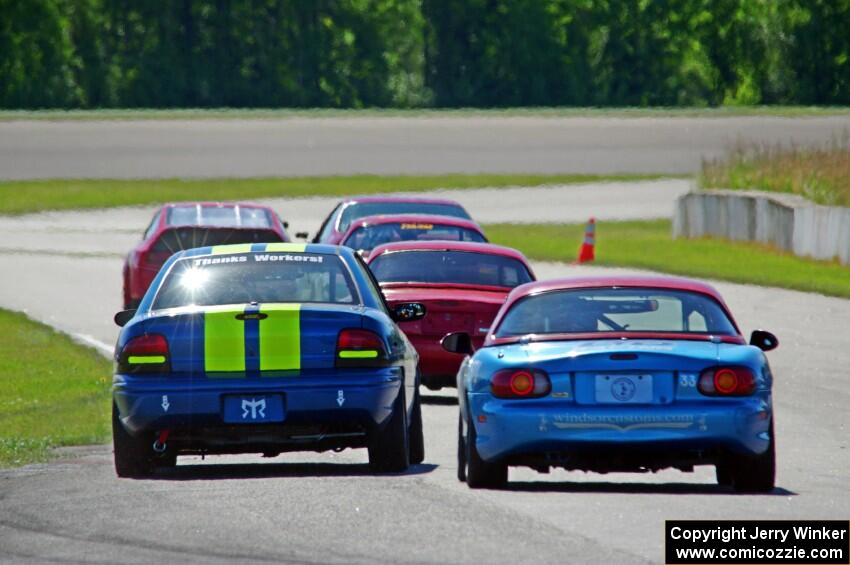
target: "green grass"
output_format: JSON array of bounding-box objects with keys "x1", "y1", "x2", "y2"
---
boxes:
[
  {"x1": 0, "y1": 173, "x2": 671, "y2": 215},
  {"x1": 2, "y1": 106, "x2": 850, "y2": 121},
  {"x1": 701, "y1": 137, "x2": 850, "y2": 206},
  {"x1": 485, "y1": 220, "x2": 850, "y2": 298},
  {"x1": 0, "y1": 309, "x2": 112, "y2": 467}
]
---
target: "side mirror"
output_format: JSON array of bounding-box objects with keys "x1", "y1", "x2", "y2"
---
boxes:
[
  {"x1": 392, "y1": 302, "x2": 426, "y2": 323},
  {"x1": 441, "y1": 332, "x2": 474, "y2": 355},
  {"x1": 750, "y1": 330, "x2": 778, "y2": 351},
  {"x1": 114, "y1": 309, "x2": 136, "y2": 327},
  {"x1": 295, "y1": 231, "x2": 309, "y2": 240},
  {"x1": 283, "y1": 221, "x2": 290, "y2": 229}
]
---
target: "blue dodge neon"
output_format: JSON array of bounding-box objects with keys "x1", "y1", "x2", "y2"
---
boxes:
[
  {"x1": 443, "y1": 276, "x2": 778, "y2": 492},
  {"x1": 112, "y1": 242, "x2": 424, "y2": 477}
]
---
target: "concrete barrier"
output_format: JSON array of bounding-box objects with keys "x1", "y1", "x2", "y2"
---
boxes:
[{"x1": 673, "y1": 189, "x2": 850, "y2": 265}]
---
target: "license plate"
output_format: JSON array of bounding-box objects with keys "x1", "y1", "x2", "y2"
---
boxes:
[
  {"x1": 595, "y1": 374, "x2": 653, "y2": 404},
  {"x1": 222, "y1": 394, "x2": 285, "y2": 423}
]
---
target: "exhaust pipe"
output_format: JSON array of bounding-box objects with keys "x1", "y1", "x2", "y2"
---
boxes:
[{"x1": 153, "y1": 430, "x2": 170, "y2": 454}]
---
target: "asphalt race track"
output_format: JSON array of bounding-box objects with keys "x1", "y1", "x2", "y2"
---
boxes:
[
  {"x1": 1, "y1": 182, "x2": 849, "y2": 563},
  {"x1": 0, "y1": 180, "x2": 689, "y2": 349},
  {"x1": 2, "y1": 115, "x2": 850, "y2": 179}
]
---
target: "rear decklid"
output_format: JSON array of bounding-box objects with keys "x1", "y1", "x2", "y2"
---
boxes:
[
  {"x1": 510, "y1": 339, "x2": 720, "y2": 370},
  {"x1": 383, "y1": 285, "x2": 507, "y2": 338},
  {"x1": 128, "y1": 303, "x2": 369, "y2": 376}
]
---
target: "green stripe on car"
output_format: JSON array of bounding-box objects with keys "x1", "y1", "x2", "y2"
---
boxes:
[
  {"x1": 211, "y1": 243, "x2": 253, "y2": 255},
  {"x1": 264, "y1": 243, "x2": 307, "y2": 252},
  {"x1": 204, "y1": 306, "x2": 246, "y2": 373},
  {"x1": 259, "y1": 304, "x2": 301, "y2": 371}
]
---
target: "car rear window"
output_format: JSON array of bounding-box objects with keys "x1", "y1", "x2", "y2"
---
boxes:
[
  {"x1": 370, "y1": 251, "x2": 532, "y2": 288},
  {"x1": 153, "y1": 253, "x2": 357, "y2": 309},
  {"x1": 343, "y1": 223, "x2": 486, "y2": 252},
  {"x1": 152, "y1": 227, "x2": 283, "y2": 253},
  {"x1": 495, "y1": 288, "x2": 737, "y2": 337},
  {"x1": 338, "y1": 202, "x2": 470, "y2": 232},
  {"x1": 167, "y1": 205, "x2": 274, "y2": 228}
]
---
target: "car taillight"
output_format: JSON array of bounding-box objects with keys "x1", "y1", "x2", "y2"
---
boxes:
[
  {"x1": 697, "y1": 366, "x2": 756, "y2": 396},
  {"x1": 118, "y1": 334, "x2": 170, "y2": 373},
  {"x1": 336, "y1": 328, "x2": 388, "y2": 367},
  {"x1": 491, "y1": 369, "x2": 551, "y2": 399}
]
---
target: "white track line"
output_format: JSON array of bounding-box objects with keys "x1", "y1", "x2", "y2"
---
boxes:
[{"x1": 71, "y1": 333, "x2": 113, "y2": 358}]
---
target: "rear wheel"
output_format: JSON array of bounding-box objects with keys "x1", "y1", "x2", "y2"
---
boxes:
[
  {"x1": 465, "y1": 412, "x2": 507, "y2": 489},
  {"x1": 112, "y1": 402, "x2": 154, "y2": 478},
  {"x1": 368, "y1": 386, "x2": 410, "y2": 473},
  {"x1": 715, "y1": 462, "x2": 734, "y2": 487},
  {"x1": 729, "y1": 422, "x2": 776, "y2": 493},
  {"x1": 408, "y1": 379, "x2": 425, "y2": 465},
  {"x1": 457, "y1": 412, "x2": 467, "y2": 482}
]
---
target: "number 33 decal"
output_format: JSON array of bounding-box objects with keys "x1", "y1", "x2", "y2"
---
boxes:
[{"x1": 679, "y1": 374, "x2": 697, "y2": 387}]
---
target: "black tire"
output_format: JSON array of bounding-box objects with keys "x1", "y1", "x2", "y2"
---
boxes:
[
  {"x1": 423, "y1": 379, "x2": 442, "y2": 392},
  {"x1": 408, "y1": 380, "x2": 425, "y2": 465},
  {"x1": 457, "y1": 411, "x2": 467, "y2": 482},
  {"x1": 465, "y1": 412, "x2": 507, "y2": 489},
  {"x1": 715, "y1": 462, "x2": 734, "y2": 487},
  {"x1": 730, "y1": 422, "x2": 776, "y2": 493},
  {"x1": 112, "y1": 402, "x2": 154, "y2": 478},
  {"x1": 368, "y1": 386, "x2": 410, "y2": 473}
]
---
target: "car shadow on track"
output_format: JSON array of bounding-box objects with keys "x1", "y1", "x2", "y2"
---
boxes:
[
  {"x1": 144, "y1": 461, "x2": 438, "y2": 481},
  {"x1": 500, "y1": 480, "x2": 796, "y2": 496},
  {"x1": 421, "y1": 394, "x2": 458, "y2": 406}
]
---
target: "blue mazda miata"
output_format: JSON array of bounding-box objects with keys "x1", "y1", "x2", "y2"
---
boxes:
[{"x1": 443, "y1": 276, "x2": 778, "y2": 492}]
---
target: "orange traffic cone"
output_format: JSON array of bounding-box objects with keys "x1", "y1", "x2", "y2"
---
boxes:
[{"x1": 576, "y1": 217, "x2": 595, "y2": 263}]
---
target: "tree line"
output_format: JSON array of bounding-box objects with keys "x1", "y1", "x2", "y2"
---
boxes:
[{"x1": 1, "y1": 0, "x2": 848, "y2": 109}]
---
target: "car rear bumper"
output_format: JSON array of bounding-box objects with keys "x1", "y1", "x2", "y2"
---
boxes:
[
  {"x1": 469, "y1": 394, "x2": 772, "y2": 464},
  {"x1": 113, "y1": 367, "x2": 402, "y2": 437}
]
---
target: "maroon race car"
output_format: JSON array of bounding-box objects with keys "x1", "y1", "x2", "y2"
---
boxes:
[
  {"x1": 122, "y1": 202, "x2": 290, "y2": 308},
  {"x1": 309, "y1": 196, "x2": 473, "y2": 244},
  {"x1": 367, "y1": 241, "x2": 535, "y2": 389},
  {"x1": 340, "y1": 214, "x2": 487, "y2": 258}
]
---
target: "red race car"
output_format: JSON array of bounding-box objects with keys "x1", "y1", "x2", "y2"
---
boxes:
[
  {"x1": 367, "y1": 241, "x2": 535, "y2": 389},
  {"x1": 308, "y1": 196, "x2": 473, "y2": 244},
  {"x1": 122, "y1": 202, "x2": 290, "y2": 308},
  {"x1": 340, "y1": 214, "x2": 487, "y2": 258}
]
